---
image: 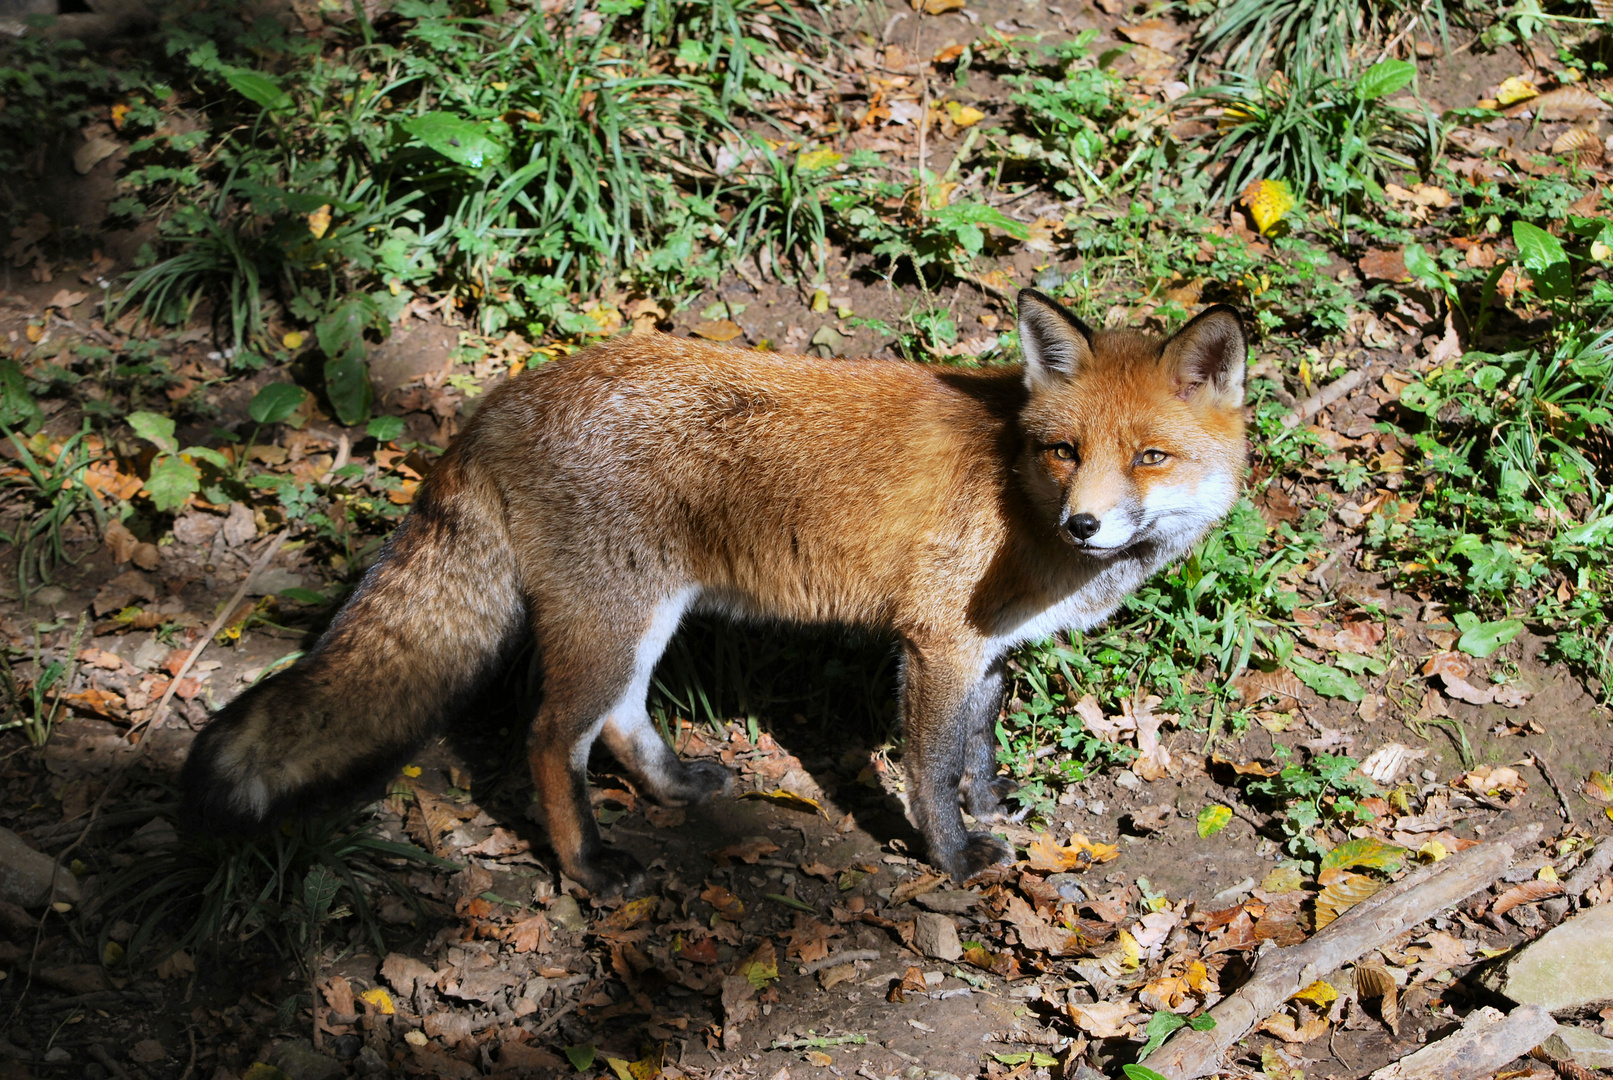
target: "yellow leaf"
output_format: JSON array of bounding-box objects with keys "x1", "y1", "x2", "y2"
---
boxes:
[
  {"x1": 25, "y1": 323, "x2": 43, "y2": 343},
  {"x1": 944, "y1": 100, "x2": 986, "y2": 127},
  {"x1": 1240, "y1": 178, "x2": 1296, "y2": 236},
  {"x1": 1594, "y1": 241, "x2": 1612, "y2": 262},
  {"x1": 306, "y1": 204, "x2": 332, "y2": 240},
  {"x1": 1197, "y1": 805, "x2": 1232, "y2": 837},
  {"x1": 1261, "y1": 864, "x2": 1306, "y2": 894},
  {"x1": 810, "y1": 289, "x2": 829, "y2": 313},
  {"x1": 1417, "y1": 840, "x2": 1448, "y2": 862},
  {"x1": 1318, "y1": 837, "x2": 1407, "y2": 886},
  {"x1": 1538, "y1": 864, "x2": 1559, "y2": 883},
  {"x1": 401, "y1": 765, "x2": 422, "y2": 778},
  {"x1": 102, "y1": 940, "x2": 125, "y2": 966},
  {"x1": 1024, "y1": 832, "x2": 1120, "y2": 872},
  {"x1": 360, "y1": 987, "x2": 395, "y2": 1014},
  {"x1": 692, "y1": 319, "x2": 743, "y2": 342},
  {"x1": 242, "y1": 1066, "x2": 294, "y2": 1080},
  {"x1": 1496, "y1": 76, "x2": 1539, "y2": 106},
  {"x1": 111, "y1": 103, "x2": 130, "y2": 128},
  {"x1": 798, "y1": 148, "x2": 842, "y2": 171},
  {"x1": 1291, "y1": 979, "x2": 1338, "y2": 1007},
  {"x1": 806, "y1": 1051, "x2": 833, "y2": 1067},
  {"x1": 740, "y1": 789, "x2": 825, "y2": 815}
]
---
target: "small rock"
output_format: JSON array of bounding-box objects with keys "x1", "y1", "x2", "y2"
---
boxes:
[
  {"x1": 127, "y1": 817, "x2": 178, "y2": 853},
  {"x1": 0, "y1": 827, "x2": 80, "y2": 908},
  {"x1": 132, "y1": 637, "x2": 168, "y2": 672},
  {"x1": 549, "y1": 894, "x2": 586, "y2": 933},
  {"x1": 129, "y1": 1039, "x2": 165, "y2": 1064},
  {"x1": 31, "y1": 585, "x2": 68, "y2": 607},
  {"x1": 1548, "y1": 1025, "x2": 1613, "y2": 1069},
  {"x1": 1047, "y1": 874, "x2": 1092, "y2": 904},
  {"x1": 355, "y1": 1046, "x2": 387, "y2": 1076},
  {"x1": 328, "y1": 1034, "x2": 362, "y2": 1061},
  {"x1": 222, "y1": 501, "x2": 256, "y2": 547},
  {"x1": 250, "y1": 568, "x2": 305, "y2": 597},
  {"x1": 43, "y1": 1046, "x2": 69, "y2": 1063},
  {"x1": 912, "y1": 912, "x2": 963, "y2": 961},
  {"x1": 266, "y1": 1038, "x2": 344, "y2": 1080},
  {"x1": 915, "y1": 889, "x2": 981, "y2": 914},
  {"x1": 1480, "y1": 902, "x2": 1613, "y2": 1013}
]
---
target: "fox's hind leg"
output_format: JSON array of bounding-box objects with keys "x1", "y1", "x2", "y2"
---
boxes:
[
  {"x1": 960, "y1": 658, "x2": 1015, "y2": 823},
  {"x1": 528, "y1": 589, "x2": 718, "y2": 895}
]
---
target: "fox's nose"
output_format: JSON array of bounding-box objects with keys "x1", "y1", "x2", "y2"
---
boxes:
[{"x1": 1066, "y1": 513, "x2": 1100, "y2": 541}]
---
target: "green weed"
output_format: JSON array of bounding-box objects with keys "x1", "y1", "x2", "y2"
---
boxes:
[{"x1": 0, "y1": 423, "x2": 105, "y2": 601}]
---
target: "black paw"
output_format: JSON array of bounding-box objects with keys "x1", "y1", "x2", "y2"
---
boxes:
[
  {"x1": 962, "y1": 775, "x2": 1018, "y2": 823},
  {"x1": 938, "y1": 831, "x2": 1013, "y2": 883},
  {"x1": 659, "y1": 760, "x2": 735, "y2": 806},
  {"x1": 569, "y1": 848, "x2": 647, "y2": 897}
]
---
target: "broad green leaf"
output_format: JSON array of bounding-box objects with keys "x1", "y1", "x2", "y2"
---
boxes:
[
  {"x1": 401, "y1": 112, "x2": 508, "y2": 169},
  {"x1": 0, "y1": 357, "x2": 41, "y2": 432},
  {"x1": 994, "y1": 1052, "x2": 1059, "y2": 1067},
  {"x1": 1318, "y1": 837, "x2": 1407, "y2": 885},
  {"x1": 324, "y1": 355, "x2": 373, "y2": 427},
  {"x1": 181, "y1": 446, "x2": 230, "y2": 471},
  {"x1": 278, "y1": 588, "x2": 327, "y2": 605},
  {"x1": 1403, "y1": 243, "x2": 1457, "y2": 301},
  {"x1": 1287, "y1": 655, "x2": 1365, "y2": 701},
  {"x1": 1123, "y1": 1067, "x2": 1171, "y2": 1080},
  {"x1": 1356, "y1": 59, "x2": 1416, "y2": 101},
  {"x1": 145, "y1": 455, "x2": 200, "y2": 512},
  {"x1": 249, "y1": 383, "x2": 309, "y2": 425},
  {"x1": 1137, "y1": 1011, "x2": 1187, "y2": 1060},
  {"x1": 564, "y1": 1045, "x2": 596, "y2": 1072},
  {"x1": 128, "y1": 411, "x2": 179, "y2": 454},
  {"x1": 1512, "y1": 220, "x2": 1567, "y2": 273},
  {"x1": 1456, "y1": 617, "x2": 1523, "y2": 658},
  {"x1": 1197, "y1": 805, "x2": 1232, "y2": 838},
  {"x1": 315, "y1": 293, "x2": 378, "y2": 363},
  {"x1": 225, "y1": 70, "x2": 290, "y2": 111},
  {"x1": 366, "y1": 415, "x2": 405, "y2": 441}
]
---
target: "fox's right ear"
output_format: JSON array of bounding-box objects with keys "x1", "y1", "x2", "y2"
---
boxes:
[{"x1": 1017, "y1": 288, "x2": 1095, "y2": 390}]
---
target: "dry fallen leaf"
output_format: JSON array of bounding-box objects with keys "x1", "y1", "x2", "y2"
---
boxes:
[
  {"x1": 1067, "y1": 1000, "x2": 1136, "y2": 1039},
  {"x1": 1354, "y1": 961, "x2": 1400, "y2": 1033},
  {"x1": 692, "y1": 319, "x2": 743, "y2": 342},
  {"x1": 1492, "y1": 878, "x2": 1562, "y2": 915}
]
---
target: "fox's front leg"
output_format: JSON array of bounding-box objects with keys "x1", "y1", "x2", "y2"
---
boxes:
[
  {"x1": 960, "y1": 657, "x2": 1016, "y2": 823},
  {"x1": 901, "y1": 641, "x2": 1014, "y2": 881}
]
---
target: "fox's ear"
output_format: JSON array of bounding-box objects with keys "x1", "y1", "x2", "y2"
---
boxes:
[
  {"x1": 1017, "y1": 288, "x2": 1095, "y2": 389},
  {"x1": 1163, "y1": 304, "x2": 1247, "y2": 406}
]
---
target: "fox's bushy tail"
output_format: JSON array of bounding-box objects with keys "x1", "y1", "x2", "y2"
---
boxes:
[{"x1": 181, "y1": 450, "x2": 524, "y2": 834}]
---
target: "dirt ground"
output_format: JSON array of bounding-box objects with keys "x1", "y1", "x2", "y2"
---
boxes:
[{"x1": 1, "y1": 1, "x2": 1613, "y2": 1079}]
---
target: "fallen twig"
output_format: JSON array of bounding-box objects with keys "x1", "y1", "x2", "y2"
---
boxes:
[
  {"x1": 1565, "y1": 837, "x2": 1613, "y2": 903},
  {"x1": 770, "y1": 1033, "x2": 869, "y2": 1050},
  {"x1": 1528, "y1": 753, "x2": 1576, "y2": 824},
  {"x1": 1368, "y1": 1004, "x2": 1555, "y2": 1080},
  {"x1": 129, "y1": 529, "x2": 289, "y2": 738},
  {"x1": 798, "y1": 949, "x2": 881, "y2": 975},
  {"x1": 1282, "y1": 364, "x2": 1376, "y2": 429},
  {"x1": 1146, "y1": 822, "x2": 1543, "y2": 1080}
]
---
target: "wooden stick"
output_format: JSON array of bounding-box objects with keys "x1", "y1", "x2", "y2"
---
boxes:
[
  {"x1": 1281, "y1": 363, "x2": 1377, "y2": 429},
  {"x1": 1565, "y1": 837, "x2": 1613, "y2": 902},
  {"x1": 128, "y1": 529, "x2": 288, "y2": 738},
  {"x1": 1146, "y1": 823, "x2": 1543, "y2": 1080},
  {"x1": 798, "y1": 949, "x2": 881, "y2": 975},
  {"x1": 1367, "y1": 1005, "x2": 1556, "y2": 1080}
]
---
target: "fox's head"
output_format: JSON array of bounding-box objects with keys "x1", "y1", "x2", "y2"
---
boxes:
[{"x1": 1014, "y1": 288, "x2": 1248, "y2": 558}]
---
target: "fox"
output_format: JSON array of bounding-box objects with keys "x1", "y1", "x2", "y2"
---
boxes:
[{"x1": 181, "y1": 289, "x2": 1249, "y2": 894}]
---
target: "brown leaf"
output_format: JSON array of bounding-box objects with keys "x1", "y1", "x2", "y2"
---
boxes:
[
  {"x1": 709, "y1": 837, "x2": 781, "y2": 866},
  {"x1": 506, "y1": 913, "x2": 552, "y2": 953},
  {"x1": 1001, "y1": 894, "x2": 1083, "y2": 955},
  {"x1": 1492, "y1": 878, "x2": 1563, "y2": 915},
  {"x1": 322, "y1": 975, "x2": 356, "y2": 1015},
  {"x1": 1231, "y1": 668, "x2": 1304, "y2": 705},
  {"x1": 1067, "y1": 1001, "x2": 1136, "y2": 1039},
  {"x1": 1024, "y1": 832, "x2": 1120, "y2": 872},
  {"x1": 1115, "y1": 19, "x2": 1185, "y2": 54},
  {"x1": 701, "y1": 883, "x2": 746, "y2": 921},
  {"x1": 1531, "y1": 85, "x2": 1612, "y2": 121},
  {"x1": 890, "y1": 871, "x2": 946, "y2": 906},
  {"x1": 103, "y1": 519, "x2": 139, "y2": 564},
  {"x1": 462, "y1": 827, "x2": 529, "y2": 857},
  {"x1": 1354, "y1": 960, "x2": 1401, "y2": 1034},
  {"x1": 1440, "y1": 672, "x2": 1495, "y2": 705},
  {"x1": 692, "y1": 319, "x2": 743, "y2": 342},
  {"x1": 1422, "y1": 651, "x2": 1470, "y2": 680},
  {"x1": 1359, "y1": 247, "x2": 1408, "y2": 281},
  {"x1": 1259, "y1": 1010, "x2": 1331, "y2": 1043},
  {"x1": 1315, "y1": 872, "x2": 1384, "y2": 930}
]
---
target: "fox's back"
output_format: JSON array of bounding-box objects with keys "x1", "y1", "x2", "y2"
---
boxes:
[{"x1": 463, "y1": 337, "x2": 1028, "y2": 625}]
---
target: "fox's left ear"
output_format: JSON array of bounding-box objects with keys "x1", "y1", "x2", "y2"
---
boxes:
[{"x1": 1163, "y1": 304, "x2": 1247, "y2": 406}]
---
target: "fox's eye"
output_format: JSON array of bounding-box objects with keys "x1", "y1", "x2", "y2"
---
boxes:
[
  {"x1": 1138, "y1": 449, "x2": 1169, "y2": 466},
  {"x1": 1051, "y1": 443, "x2": 1077, "y2": 462}
]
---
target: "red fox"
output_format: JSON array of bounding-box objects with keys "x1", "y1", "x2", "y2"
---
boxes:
[{"x1": 182, "y1": 289, "x2": 1248, "y2": 893}]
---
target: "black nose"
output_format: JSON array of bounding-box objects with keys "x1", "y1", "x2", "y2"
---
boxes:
[{"x1": 1066, "y1": 513, "x2": 1099, "y2": 541}]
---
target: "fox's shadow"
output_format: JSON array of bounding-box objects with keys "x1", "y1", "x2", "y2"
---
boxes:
[{"x1": 438, "y1": 617, "x2": 931, "y2": 878}]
